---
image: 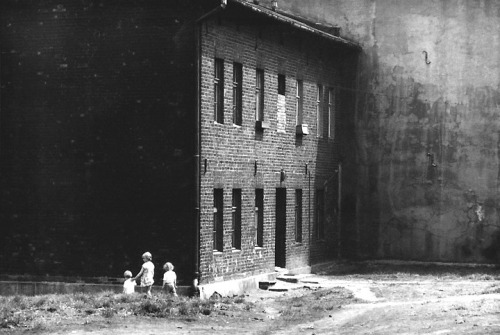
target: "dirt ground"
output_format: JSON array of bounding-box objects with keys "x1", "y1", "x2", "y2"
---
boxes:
[{"x1": 5, "y1": 261, "x2": 500, "y2": 335}]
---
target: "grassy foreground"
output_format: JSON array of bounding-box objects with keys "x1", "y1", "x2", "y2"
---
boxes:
[
  {"x1": 1, "y1": 292, "x2": 218, "y2": 331},
  {"x1": 0, "y1": 286, "x2": 357, "y2": 333},
  {"x1": 2, "y1": 262, "x2": 498, "y2": 333}
]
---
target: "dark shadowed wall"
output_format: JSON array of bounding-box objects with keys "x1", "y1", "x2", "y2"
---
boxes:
[
  {"x1": 0, "y1": 0, "x2": 199, "y2": 283},
  {"x1": 277, "y1": 0, "x2": 500, "y2": 263}
]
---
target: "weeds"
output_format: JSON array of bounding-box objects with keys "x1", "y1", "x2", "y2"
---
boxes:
[
  {"x1": 102, "y1": 307, "x2": 116, "y2": 318},
  {"x1": 0, "y1": 302, "x2": 32, "y2": 329},
  {"x1": 0, "y1": 306, "x2": 20, "y2": 329},
  {"x1": 0, "y1": 291, "x2": 215, "y2": 331},
  {"x1": 234, "y1": 295, "x2": 246, "y2": 304},
  {"x1": 481, "y1": 283, "x2": 500, "y2": 294},
  {"x1": 31, "y1": 319, "x2": 48, "y2": 332}
]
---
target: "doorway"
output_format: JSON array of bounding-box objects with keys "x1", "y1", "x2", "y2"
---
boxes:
[{"x1": 275, "y1": 188, "x2": 286, "y2": 268}]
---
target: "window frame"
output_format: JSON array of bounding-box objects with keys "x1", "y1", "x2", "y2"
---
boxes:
[
  {"x1": 295, "y1": 79, "x2": 304, "y2": 125},
  {"x1": 255, "y1": 68, "x2": 264, "y2": 121},
  {"x1": 278, "y1": 74, "x2": 286, "y2": 96},
  {"x1": 214, "y1": 58, "x2": 224, "y2": 124},
  {"x1": 231, "y1": 189, "x2": 242, "y2": 250},
  {"x1": 316, "y1": 84, "x2": 324, "y2": 138},
  {"x1": 316, "y1": 189, "x2": 325, "y2": 240},
  {"x1": 295, "y1": 189, "x2": 303, "y2": 243},
  {"x1": 213, "y1": 188, "x2": 224, "y2": 252},
  {"x1": 328, "y1": 87, "x2": 335, "y2": 139},
  {"x1": 255, "y1": 188, "x2": 264, "y2": 247},
  {"x1": 232, "y1": 62, "x2": 243, "y2": 126}
]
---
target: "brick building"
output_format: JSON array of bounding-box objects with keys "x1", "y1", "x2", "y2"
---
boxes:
[
  {"x1": 197, "y1": 0, "x2": 359, "y2": 283},
  {"x1": 0, "y1": 0, "x2": 359, "y2": 290}
]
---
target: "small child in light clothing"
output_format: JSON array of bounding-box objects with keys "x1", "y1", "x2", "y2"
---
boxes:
[
  {"x1": 162, "y1": 262, "x2": 177, "y2": 296},
  {"x1": 132, "y1": 251, "x2": 155, "y2": 297},
  {"x1": 123, "y1": 270, "x2": 136, "y2": 294}
]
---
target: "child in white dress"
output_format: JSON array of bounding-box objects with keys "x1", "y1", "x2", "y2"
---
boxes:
[
  {"x1": 132, "y1": 251, "x2": 155, "y2": 297},
  {"x1": 123, "y1": 270, "x2": 136, "y2": 294}
]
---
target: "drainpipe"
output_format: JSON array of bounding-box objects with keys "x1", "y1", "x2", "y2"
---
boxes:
[
  {"x1": 308, "y1": 169, "x2": 311, "y2": 267},
  {"x1": 337, "y1": 163, "x2": 342, "y2": 259},
  {"x1": 194, "y1": 15, "x2": 202, "y2": 280},
  {"x1": 194, "y1": 21, "x2": 201, "y2": 278}
]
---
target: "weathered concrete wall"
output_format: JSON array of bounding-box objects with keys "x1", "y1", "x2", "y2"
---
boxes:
[{"x1": 277, "y1": 0, "x2": 500, "y2": 263}]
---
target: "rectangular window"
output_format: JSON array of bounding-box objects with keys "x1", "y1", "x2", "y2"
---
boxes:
[
  {"x1": 296, "y1": 79, "x2": 303, "y2": 125},
  {"x1": 232, "y1": 189, "x2": 242, "y2": 249},
  {"x1": 316, "y1": 84, "x2": 323, "y2": 138},
  {"x1": 316, "y1": 189, "x2": 325, "y2": 239},
  {"x1": 295, "y1": 189, "x2": 303, "y2": 243},
  {"x1": 213, "y1": 189, "x2": 224, "y2": 251},
  {"x1": 328, "y1": 87, "x2": 335, "y2": 139},
  {"x1": 255, "y1": 188, "x2": 264, "y2": 247},
  {"x1": 214, "y1": 58, "x2": 224, "y2": 124},
  {"x1": 233, "y1": 62, "x2": 243, "y2": 126},
  {"x1": 255, "y1": 68, "x2": 264, "y2": 121},
  {"x1": 278, "y1": 74, "x2": 286, "y2": 95}
]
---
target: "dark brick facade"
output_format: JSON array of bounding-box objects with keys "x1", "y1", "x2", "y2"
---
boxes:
[{"x1": 198, "y1": 2, "x2": 358, "y2": 282}]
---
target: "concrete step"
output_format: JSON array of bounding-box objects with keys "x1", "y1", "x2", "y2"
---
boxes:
[
  {"x1": 258, "y1": 281, "x2": 277, "y2": 290},
  {"x1": 276, "y1": 273, "x2": 314, "y2": 284},
  {"x1": 276, "y1": 276, "x2": 299, "y2": 283}
]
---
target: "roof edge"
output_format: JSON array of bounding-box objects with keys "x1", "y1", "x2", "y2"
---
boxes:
[{"x1": 226, "y1": 0, "x2": 361, "y2": 51}]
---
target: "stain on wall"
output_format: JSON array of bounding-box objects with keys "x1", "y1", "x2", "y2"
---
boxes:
[{"x1": 278, "y1": 0, "x2": 500, "y2": 263}]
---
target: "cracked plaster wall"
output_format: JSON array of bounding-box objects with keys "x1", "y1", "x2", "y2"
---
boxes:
[{"x1": 278, "y1": 0, "x2": 500, "y2": 263}]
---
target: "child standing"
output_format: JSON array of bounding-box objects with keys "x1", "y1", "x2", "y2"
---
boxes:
[
  {"x1": 123, "y1": 270, "x2": 136, "y2": 294},
  {"x1": 162, "y1": 262, "x2": 177, "y2": 296},
  {"x1": 132, "y1": 251, "x2": 155, "y2": 297}
]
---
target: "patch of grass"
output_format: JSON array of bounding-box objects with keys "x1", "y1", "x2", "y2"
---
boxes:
[
  {"x1": 481, "y1": 283, "x2": 500, "y2": 294},
  {"x1": 275, "y1": 287, "x2": 357, "y2": 324},
  {"x1": 33, "y1": 295, "x2": 49, "y2": 307},
  {"x1": 319, "y1": 261, "x2": 500, "y2": 281},
  {"x1": 0, "y1": 305, "x2": 20, "y2": 329},
  {"x1": 0, "y1": 291, "x2": 219, "y2": 331},
  {"x1": 31, "y1": 319, "x2": 48, "y2": 332},
  {"x1": 11, "y1": 295, "x2": 29, "y2": 309},
  {"x1": 0, "y1": 285, "x2": 356, "y2": 332},
  {"x1": 234, "y1": 295, "x2": 246, "y2": 304},
  {"x1": 0, "y1": 301, "x2": 33, "y2": 329},
  {"x1": 102, "y1": 307, "x2": 116, "y2": 318}
]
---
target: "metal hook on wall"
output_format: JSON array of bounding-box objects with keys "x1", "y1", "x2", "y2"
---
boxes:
[
  {"x1": 426, "y1": 152, "x2": 437, "y2": 167},
  {"x1": 422, "y1": 51, "x2": 431, "y2": 65}
]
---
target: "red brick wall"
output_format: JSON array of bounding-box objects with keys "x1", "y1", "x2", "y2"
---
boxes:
[{"x1": 198, "y1": 13, "x2": 354, "y2": 281}]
